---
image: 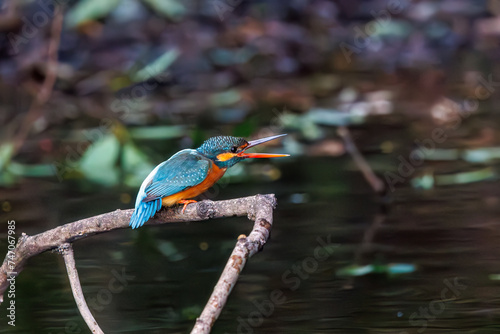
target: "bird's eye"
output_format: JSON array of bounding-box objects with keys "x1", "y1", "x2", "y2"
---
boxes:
[{"x1": 230, "y1": 146, "x2": 238, "y2": 153}]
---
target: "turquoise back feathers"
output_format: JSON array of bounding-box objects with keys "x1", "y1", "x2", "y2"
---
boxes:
[{"x1": 129, "y1": 150, "x2": 210, "y2": 228}]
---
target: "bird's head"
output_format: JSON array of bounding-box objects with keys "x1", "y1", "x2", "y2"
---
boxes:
[{"x1": 197, "y1": 134, "x2": 289, "y2": 168}]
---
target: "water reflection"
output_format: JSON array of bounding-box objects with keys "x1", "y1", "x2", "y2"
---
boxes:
[{"x1": 1, "y1": 157, "x2": 500, "y2": 333}]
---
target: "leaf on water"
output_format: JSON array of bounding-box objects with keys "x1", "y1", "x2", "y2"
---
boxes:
[
  {"x1": 0, "y1": 142, "x2": 55, "y2": 184},
  {"x1": 141, "y1": 0, "x2": 186, "y2": 20},
  {"x1": 386, "y1": 263, "x2": 417, "y2": 275},
  {"x1": 7, "y1": 162, "x2": 56, "y2": 177},
  {"x1": 209, "y1": 89, "x2": 242, "y2": 108},
  {"x1": 411, "y1": 173, "x2": 435, "y2": 190},
  {"x1": 280, "y1": 113, "x2": 323, "y2": 140},
  {"x1": 122, "y1": 143, "x2": 155, "y2": 187},
  {"x1": 308, "y1": 108, "x2": 365, "y2": 126},
  {"x1": 129, "y1": 125, "x2": 186, "y2": 140},
  {"x1": 463, "y1": 147, "x2": 500, "y2": 163},
  {"x1": 418, "y1": 148, "x2": 460, "y2": 161},
  {"x1": 336, "y1": 264, "x2": 374, "y2": 277},
  {"x1": 371, "y1": 21, "x2": 413, "y2": 38},
  {"x1": 337, "y1": 263, "x2": 416, "y2": 277},
  {"x1": 131, "y1": 49, "x2": 180, "y2": 82},
  {"x1": 488, "y1": 274, "x2": 500, "y2": 281},
  {"x1": 436, "y1": 167, "x2": 496, "y2": 186},
  {"x1": 0, "y1": 170, "x2": 17, "y2": 186},
  {"x1": 0, "y1": 142, "x2": 14, "y2": 171},
  {"x1": 66, "y1": 0, "x2": 122, "y2": 27},
  {"x1": 79, "y1": 133, "x2": 121, "y2": 186}
]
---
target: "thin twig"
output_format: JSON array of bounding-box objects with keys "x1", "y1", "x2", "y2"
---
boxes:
[
  {"x1": 12, "y1": 7, "x2": 63, "y2": 153},
  {"x1": 337, "y1": 126, "x2": 385, "y2": 193},
  {"x1": 58, "y1": 243, "x2": 104, "y2": 334},
  {"x1": 191, "y1": 194, "x2": 276, "y2": 334}
]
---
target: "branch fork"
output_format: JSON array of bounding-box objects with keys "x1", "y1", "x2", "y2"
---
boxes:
[{"x1": 0, "y1": 194, "x2": 277, "y2": 333}]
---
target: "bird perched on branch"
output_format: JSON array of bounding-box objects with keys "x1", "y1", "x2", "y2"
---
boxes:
[{"x1": 130, "y1": 134, "x2": 289, "y2": 228}]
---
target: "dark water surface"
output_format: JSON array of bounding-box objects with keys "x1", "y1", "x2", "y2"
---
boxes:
[{"x1": 1, "y1": 156, "x2": 500, "y2": 334}]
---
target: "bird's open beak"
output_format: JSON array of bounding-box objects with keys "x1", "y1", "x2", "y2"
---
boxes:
[{"x1": 237, "y1": 134, "x2": 290, "y2": 159}]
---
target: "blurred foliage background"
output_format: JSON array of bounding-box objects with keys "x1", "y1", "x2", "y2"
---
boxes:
[
  {"x1": 1, "y1": 0, "x2": 500, "y2": 189},
  {"x1": 2, "y1": 0, "x2": 500, "y2": 333}
]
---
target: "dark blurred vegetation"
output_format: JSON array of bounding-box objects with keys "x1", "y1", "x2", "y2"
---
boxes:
[
  {"x1": 1, "y1": 0, "x2": 499, "y2": 192},
  {"x1": 3, "y1": 0, "x2": 500, "y2": 333}
]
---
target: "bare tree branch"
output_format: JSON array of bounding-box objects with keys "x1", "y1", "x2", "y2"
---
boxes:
[
  {"x1": 337, "y1": 126, "x2": 385, "y2": 193},
  {"x1": 58, "y1": 243, "x2": 104, "y2": 334},
  {"x1": 0, "y1": 195, "x2": 273, "y2": 302},
  {"x1": 0, "y1": 194, "x2": 277, "y2": 333},
  {"x1": 191, "y1": 194, "x2": 275, "y2": 334},
  {"x1": 13, "y1": 7, "x2": 63, "y2": 153}
]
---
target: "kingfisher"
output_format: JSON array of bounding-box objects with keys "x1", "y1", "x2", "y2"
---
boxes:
[{"x1": 129, "y1": 134, "x2": 289, "y2": 228}]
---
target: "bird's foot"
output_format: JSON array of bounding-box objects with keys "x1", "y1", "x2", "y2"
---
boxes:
[{"x1": 179, "y1": 200, "x2": 197, "y2": 213}]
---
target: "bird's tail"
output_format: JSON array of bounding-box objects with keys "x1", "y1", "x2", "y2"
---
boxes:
[{"x1": 129, "y1": 198, "x2": 162, "y2": 229}]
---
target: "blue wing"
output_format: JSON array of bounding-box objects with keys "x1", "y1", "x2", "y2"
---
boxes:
[
  {"x1": 129, "y1": 150, "x2": 210, "y2": 229},
  {"x1": 143, "y1": 150, "x2": 211, "y2": 202}
]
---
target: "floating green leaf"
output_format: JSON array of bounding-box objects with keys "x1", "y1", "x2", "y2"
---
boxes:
[
  {"x1": 0, "y1": 170, "x2": 17, "y2": 186},
  {"x1": 79, "y1": 133, "x2": 121, "y2": 186},
  {"x1": 141, "y1": 0, "x2": 186, "y2": 21},
  {"x1": 280, "y1": 113, "x2": 323, "y2": 140},
  {"x1": 371, "y1": 21, "x2": 413, "y2": 38},
  {"x1": 488, "y1": 274, "x2": 500, "y2": 281},
  {"x1": 337, "y1": 264, "x2": 374, "y2": 277},
  {"x1": 411, "y1": 173, "x2": 435, "y2": 190},
  {"x1": 308, "y1": 108, "x2": 365, "y2": 126},
  {"x1": 436, "y1": 167, "x2": 496, "y2": 186},
  {"x1": 132, "y1": 49, "x2": 180, "y2": 82},
  {"x1": 209, "y1": 89, "x2": 241, "y2": 108},
  {"x1": 0, "y1": 142, "x2": 14, "y2": 172},
  {"x1": 7, "y1": 162, "x2": 55, "y2": 177},
  {"x1": 419, "y1": 148, "x2": 460, "y2": 161},
  {"x1": 67, "y1": 0, "x2": 122, "y2": 27},
  {"x1": 337, "y1": 263, "x2": 416, "y2": 277},
  {"x1": 122, "y1": 142, "x2": 155, "y2": 187},
  {"x1": 129, "y1": 125, "x2": 186, "y2": 140},
  {"x1": 386, "y1": 263, "x2": 416, "y2": 275},
  {"x1": 463, "y1": 147, "x2": 500, "y2": 163}
]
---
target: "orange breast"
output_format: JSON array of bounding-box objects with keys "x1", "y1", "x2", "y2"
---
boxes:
[{"x1": 161, "y1": 162, "x2": 227, "y2": 206}]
